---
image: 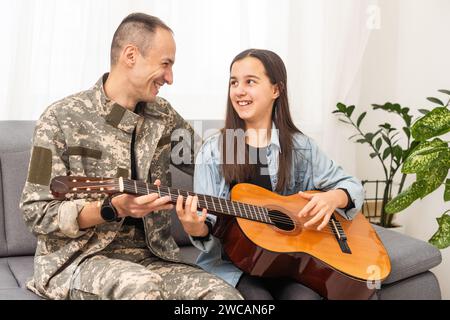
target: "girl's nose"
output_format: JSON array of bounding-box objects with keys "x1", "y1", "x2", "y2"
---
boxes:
[{"x1": 236, "y1": 86, "x2": 246, "y2": 97}]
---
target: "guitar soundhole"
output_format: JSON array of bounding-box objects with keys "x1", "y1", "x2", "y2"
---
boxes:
[{"x1": 268, "y1": 210, "x2": 295, "y2": 231}]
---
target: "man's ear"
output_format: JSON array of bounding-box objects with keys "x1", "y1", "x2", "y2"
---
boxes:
[{"x1": 121, "y1": 45, "x2": 138, "y2": 67}]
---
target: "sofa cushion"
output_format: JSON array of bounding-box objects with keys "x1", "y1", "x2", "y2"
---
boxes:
[
  {"x1": 0, "y1": 259, "x2": 18, "y2": 289},
  {"x1": 373, "y1": 224, "x2": 442, "y2": 284},
  {"x1": 7, "y1": 256, "x2": 35, "y2": 289},
  {"x1": 1, "y1": 150, "x2": 37, "y2": 256},
  {"x1": 0, "y1": 161, "x2": 7, "y2": 257},
  {"x1": 0, "y1": 288, "x2": 41, "y2": 300},
  {"x1": 0, "y1": 257, "x2": 40, "y2": 300},
  {"x1": 379, "y1": 271, "x2": 441, "y2": 300},
  {"x1": 0, "y1": 121, "x2": 35, "y2": 153}
]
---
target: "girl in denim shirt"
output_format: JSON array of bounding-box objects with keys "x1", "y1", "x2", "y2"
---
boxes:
[{"x1": 176, "y1": 49, "x2": 364, "y2": 299}]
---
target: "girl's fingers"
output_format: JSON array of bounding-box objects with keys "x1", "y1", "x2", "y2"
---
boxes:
[{"x1": 175, "y1": 195, "x2": 184, "y2": 217}]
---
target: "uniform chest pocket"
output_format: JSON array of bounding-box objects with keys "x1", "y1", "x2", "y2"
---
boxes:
[{"x1": 67, "y1": 146, "x2": 102, "y2": 176}]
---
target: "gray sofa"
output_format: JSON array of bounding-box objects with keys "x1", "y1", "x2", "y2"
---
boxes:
[{"x1": 0, "y1": 121, "x2": 442, "y2": 300}]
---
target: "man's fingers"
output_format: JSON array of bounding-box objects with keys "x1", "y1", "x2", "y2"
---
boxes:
[
  {"x1": 134, "y1": 193, "x2": 160, "y2": 205},
  {"x1": 149, "y1": 196, "x2": 172, "y2": 208},
  {"x1": 159, "y1": 204, "x2": 174, "y2": 211}
]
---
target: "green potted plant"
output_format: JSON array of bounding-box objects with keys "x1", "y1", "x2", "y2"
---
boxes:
[
  {"x1": 332, "y1": 101, "x2": 422, "y2": 228},
  {"x1": 386, "y1": 90, "x2": 450, "y2": 249}
]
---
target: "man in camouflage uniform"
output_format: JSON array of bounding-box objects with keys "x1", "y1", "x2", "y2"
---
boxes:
[{"x1": 19, "y1": 13, "x2": 242, "y2": 300}]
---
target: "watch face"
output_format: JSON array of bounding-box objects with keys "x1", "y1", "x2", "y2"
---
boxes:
[{"x1": 101, "y1": 205, "x2": 117, "y2": 222}]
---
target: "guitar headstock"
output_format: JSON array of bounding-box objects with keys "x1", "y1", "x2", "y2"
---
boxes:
[{"x1": 50, "y1": 176, "x2": 120, "y2": 201}]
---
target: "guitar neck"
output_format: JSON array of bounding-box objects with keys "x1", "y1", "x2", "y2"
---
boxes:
[{"x1": 120, "y1": 178, "x2": 272, "y2": 225}]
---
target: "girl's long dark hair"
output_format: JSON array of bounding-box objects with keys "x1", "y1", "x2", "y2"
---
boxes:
[{"x1": 221, "y1": 49, "x2": 301, "y2": 192}]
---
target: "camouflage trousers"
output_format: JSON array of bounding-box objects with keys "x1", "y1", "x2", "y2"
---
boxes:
[{"x1": 69, "y1": 225, "x2": 242, "y2": 300}]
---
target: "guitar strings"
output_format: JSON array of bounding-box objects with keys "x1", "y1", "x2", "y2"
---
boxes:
[
  {"x1": 126, "y1": 182, "x2": 352, "y2": 231},
  {"x1": 124, "y1": 182, "x2": 336, "y2": 228},
  {"x1": 68, "y1": 182, "x2": 348, "y2": 235},
  {"x1": 74, "y1": 181, "x2": 349, "y2": 231},
  {"x1": 72, "y1": 181, "x2": 349, "y2": 233}
]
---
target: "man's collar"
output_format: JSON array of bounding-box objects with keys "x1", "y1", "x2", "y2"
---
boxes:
[{"x1": 94, "y1": 73, "x2": 142, "y2": 134}]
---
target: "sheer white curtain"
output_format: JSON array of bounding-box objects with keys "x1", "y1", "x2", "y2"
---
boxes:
[
  {"x1": 285, "y1": 0, "x2": 377, "y2": 172},
  {"x1": 0, "y1": 0, "x2": 375, "y2": 173}
]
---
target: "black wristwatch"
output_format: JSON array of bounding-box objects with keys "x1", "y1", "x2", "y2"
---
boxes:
[{"x1": 100, "y1": 195, "x2": 121, "y2": 222}]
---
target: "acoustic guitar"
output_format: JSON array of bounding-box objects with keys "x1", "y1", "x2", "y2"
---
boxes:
[{"x1": 50, "y1": 176, "x2": 391, "y2": 299}]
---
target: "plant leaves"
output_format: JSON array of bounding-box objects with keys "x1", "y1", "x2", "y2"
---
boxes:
[
  {"x1": 418, "y1": 109, "x2": 430, "y2": 115},
  {"x1": 336, "y1": 102, "x2": 347, "y2": 113},
  {"x1": 385, "y1": 180, "x2": 427, "y2": 214},
  {"x1": 372, "y1": 102, "x2": 404, "y2": 115},
  {"x1": 438, "y1": 89, "x2": 450, "y2": 96},
  {"x1": 417, "y1": 164, "x2": 448, "y2": 199},
  {"x1": 403, "y1": 127, "x2": 411, "y2": 139},
  {"x1": 346, "y1": 105, "x2": 355, "y2": 117},
  {"x1": 428, "y1": 212, "x2": 450, "y2": 249},
  {"x1": 365, "y1": 133, "x2": 374, "y2": 143},
  {"x1": 404, "y1": 114, "x2": 412, "y2": 127},
  {"x1": 390, "y1": 131, "x2": 400, "y2": 141},
  {"x1": 411, "y1": 107, "x2": 450, "y2": 141},
  {"x1": 445, "y1": 179, "x2": 450, "y2": 202},
  {"x1": 427, "y1": 97, "x2": 444, "y2": 106},
  {"x1": 375, "y1": 138, "x2": 382, "y2": 151},
  {"x1": 392, "y1": 145, "x2": 403, "y2": 161},
  {"x1": 383, "y1": 148, "x2": 391, "y2": 160},
  {"x1": 356, "y1": 112, "x2": 367, "y2": 127},
  {"x1": 338, "y1": 119, "x2": 352, "y2": 125},
  {"x1": 402, "y1": 139, "x2": 449, "y2": 173},
  {"x1": 369, "y1": 152, "x2": 378, "y2": 159},
  {"x1": 381, "y1": 133, "x2": 391, "y2": 145}
]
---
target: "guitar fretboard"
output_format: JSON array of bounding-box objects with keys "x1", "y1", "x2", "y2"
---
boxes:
[{"x1": 121, "y1": 178, "x2": 273, "y2": 225}]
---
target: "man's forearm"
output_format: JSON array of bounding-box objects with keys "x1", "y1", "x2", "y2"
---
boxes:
[{"x1": 78, "y1": 201, "x2": 105, "y2": 229}]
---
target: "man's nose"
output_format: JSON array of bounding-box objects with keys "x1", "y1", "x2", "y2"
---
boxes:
[{"x1": 164, "y1": 68, "x2": 173, "y2": 85}]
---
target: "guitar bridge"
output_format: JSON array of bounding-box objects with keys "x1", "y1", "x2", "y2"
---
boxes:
[{"x1": 330, "y1": 215, "x2": 352, "y2": 254}]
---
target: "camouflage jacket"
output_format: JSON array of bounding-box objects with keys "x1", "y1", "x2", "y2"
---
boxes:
[{"x1": 19, "y1": 74, "x2": 197, "y2": 299}]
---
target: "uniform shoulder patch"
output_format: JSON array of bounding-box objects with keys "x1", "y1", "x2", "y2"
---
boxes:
[{"x1": 28, "y1": 146, "x2": 52, "y2": 186}]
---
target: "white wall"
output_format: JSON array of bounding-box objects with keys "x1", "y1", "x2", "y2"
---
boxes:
[{"x1": 353, "y1": 0, "x2": 450, "y2": 299}]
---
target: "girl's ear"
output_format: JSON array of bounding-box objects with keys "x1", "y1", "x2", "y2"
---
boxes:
[{"x1": 272, "y1": 84, "x2": 280, "y2": 99}]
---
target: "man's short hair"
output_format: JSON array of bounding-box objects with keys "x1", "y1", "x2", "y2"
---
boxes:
[{"x1": 110, "y1": 13, "x2": 172, "y2": 66}]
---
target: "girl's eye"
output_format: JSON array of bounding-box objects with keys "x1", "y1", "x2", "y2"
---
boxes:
[
  {"x1": 247, "y1": 79, "x2": 255, "y2": 84},
  {"x1": 230, "y1": 80, "x2": 238, "y2": 87}
]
